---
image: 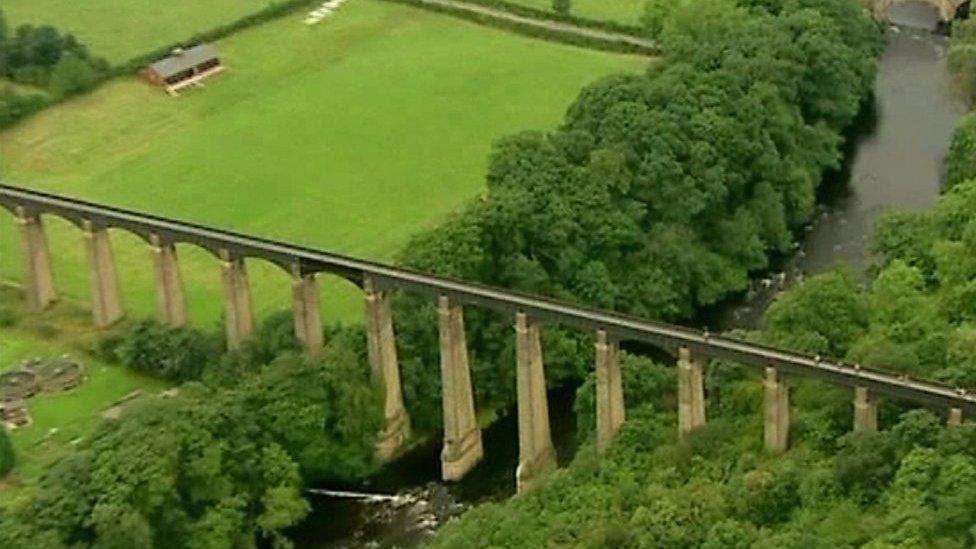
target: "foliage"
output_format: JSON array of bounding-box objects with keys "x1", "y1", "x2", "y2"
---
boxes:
[
  {"x1": 949, "y1": 18, "x2": 976, "y2": 103},
  {"x1": 430, "y1": 401, "x2": 976, "y2": 548},
  {"x1": 48, "y1": 53, "x2": 98, "y2": 97},
  {"x1": 0, "y1": 13, "x2": 108, "y2": 91},
  {"x1": 0, "y1": 86, "x2": 47, "y2": 129},
  {"x1": 0, "y1": 7, "x2": 109, "y2": 127},
  {"x1": 0, "y1": 426, "x2": 14, "y2": 477},
  {"x1": 552, "y1": 0, "x2": 571, "y2": 16},
  {"x1": 946, "y1": 113, "x2": 976, "y2": 188},
  {"x1": 762, "y1": 267, "x2": 868, "y2": 357},
  {"x1": 639, "y1": 0, "x2": 684, "y2": 39},
  {"x1": 428, "y1": 7, "x2": 976, "y2": 546},
  {"x1": 391, "y1": 0, "x2": 880, "y2": 432},
  {"x1": 115, "y1": 319, "x2": 221, "y2": 382},
  {"x1": 0, "y1": 347, "x2": 381, "y2": 548}
]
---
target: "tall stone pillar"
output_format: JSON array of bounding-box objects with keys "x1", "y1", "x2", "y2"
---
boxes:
[
  {"x1": 219, "y1": 250, "x2": 254, "y2": 350},
  {"x1": 515, "y1": 312, "x2": 556, "y2": 493},
  {"x1": 149, "y1": 233, "x2": 187, "y2": 327},
  {"x1": 595, "y1": 330, "x2": 625, "y2": 453},
  {"x1": 365, "y1": 277, "x2": 410, "y2": 461},
  {"x1": 948, "y1": 408, "x2": 964, "y2": 426},
  {"x1": 763, "y1": 367, "x2": 790, "y2": 452},
  {"x1": 677, "y1": 346, "x2": 707, "y2": 437},
  {"x1": 14, "y1": 207, "x2": 57, "y2": 311},
  {"x1": 438, "y1": 296, "x2": 483, "y2": 480},
  {"x1": 82, "y1": 220, "x2": 123, "y2": 328},
  {"x1": 853, "y1": 386, "x2": 878, "y2": 433},
  {"x1": 291, "y1": 266, "x2": 323, "y2": 355}
]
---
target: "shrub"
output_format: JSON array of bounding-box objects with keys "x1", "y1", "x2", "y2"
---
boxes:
[
  {"x1": 49, "y1": 53, "x2": 98, "y2": 97},
  {"x1": 552, "y1": 0, "x2": 571, "y2": 15},
  {"x1": 0, "y1": 304, "x2": 16, "y2": 327},
  {"x1": 946, "y1": 114, "x2": 976, "y2": 188},
  {"x1": 0, "y1": 427, "x2": 14, "y2": 476},
  {"x1": 116, "y1": 319, "x2": 221, "y2": 382}
]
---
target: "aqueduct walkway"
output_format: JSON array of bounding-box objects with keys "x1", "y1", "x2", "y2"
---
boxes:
[{"x1": 1, "y1": 183, "x2": 971, "y2": 491}]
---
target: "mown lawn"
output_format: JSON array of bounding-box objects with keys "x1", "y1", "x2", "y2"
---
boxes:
[
  {"x1": 0, "y1": 0, "x2": 646, "y2": 328},
  {"x1": 0, "y1": 288, "x2": 170, "y2": 507},
  {"x1": 1, "y1": 0, "x2": 274, "y2": 64},
  {"x1": 510, "y1": 0, "x2": 649, "y2": 25}
]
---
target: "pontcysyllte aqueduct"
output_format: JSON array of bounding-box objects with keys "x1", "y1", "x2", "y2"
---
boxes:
[{"x1": 1, "y1": 183, "x2": 973, "y2": 493}]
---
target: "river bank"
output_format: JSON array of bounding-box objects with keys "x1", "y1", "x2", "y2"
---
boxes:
[{"x1": 290, "y1": 5, "x2": 966, "y2": 546}]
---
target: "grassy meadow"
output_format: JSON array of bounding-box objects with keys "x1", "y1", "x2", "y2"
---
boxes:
[
  {"x1": 0, "y1": 0, "x2": 647, "y2": 329},
  {"x1": 511, "y1": 0, "x2": 649, "y2": 25},
  {"x1": 1, "y1": 0, "x2": 274, "y2": 64}
]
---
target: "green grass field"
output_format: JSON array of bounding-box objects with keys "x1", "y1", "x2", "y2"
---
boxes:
[
  {"x1": 0, "y1": 0, "x2": 646, "y2": 329},
  {"x1": 2, "y1": 0, "x2": 275, "y2": 64},
  {"x1": 0, "y1": 288, "x2": 170, "y2": 506},
  {"x1": 511, "y1": 0, "x2": 649, "y2": 25}
]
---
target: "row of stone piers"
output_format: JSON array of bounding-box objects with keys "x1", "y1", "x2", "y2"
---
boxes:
[{"x1": 12, "y1": 207, "x2": 970, "y2": 494}]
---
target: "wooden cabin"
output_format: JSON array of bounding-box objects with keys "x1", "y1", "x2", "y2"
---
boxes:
[{"x1": 143, "y1": 44, "x2": 223, "y2": 96}]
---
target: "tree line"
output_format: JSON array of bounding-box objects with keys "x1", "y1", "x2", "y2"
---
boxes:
[
  {"x1": 424, "y1": 11, "x2": 976, "y2": 546},
  {"x1": 427, "y1": 175, "x2": 976, "y2": 548},
  {"x1": 0, "y1": 315, "x2": 383, "y2": 548},
  {"x1": 387, "y1": 0, "x2": 882, "y2": 433},
  {"x1": 0, "y1": 8, "x2": 108, "y2": 127}
]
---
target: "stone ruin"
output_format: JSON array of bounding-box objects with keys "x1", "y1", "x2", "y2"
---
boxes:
[{"x1": 0, "y1": 356, "x2": 86, "y2": 429}]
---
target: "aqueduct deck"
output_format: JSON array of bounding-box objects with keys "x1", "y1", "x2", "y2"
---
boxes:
[{"x1": 1, "y1": 183, "x2": 972, "y2": 490}]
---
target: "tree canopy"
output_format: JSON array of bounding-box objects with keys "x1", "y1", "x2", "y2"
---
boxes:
[{"x1": 390, "y1": 0, "x2": 882, "y2": 433}]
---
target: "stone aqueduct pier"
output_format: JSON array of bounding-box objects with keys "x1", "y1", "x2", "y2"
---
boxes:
[{"x1": 2, "y1": 184, "x2": 974, "y2": 493}]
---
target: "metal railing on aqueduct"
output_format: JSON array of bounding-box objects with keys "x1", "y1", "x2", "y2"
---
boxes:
[{"x1": 1, "y1": 183, "x2": 972, "y2": 492}]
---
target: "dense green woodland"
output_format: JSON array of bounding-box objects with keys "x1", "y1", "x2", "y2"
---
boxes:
[
  {"x1": 0, "y1": 320, "x2": 383, "y2": 548},
  {"x1": 5, "y1": 0, "x2": 969, "y2": 545},
  {"x1": 392, "y1": 0, "x2": 881, "y2": 432},
  {"x1": 426, "y1": 7, "x2": 976, "y2": 547},
  {"x1": 425, "y1": 171, "x2": 976, "y2": 546}
]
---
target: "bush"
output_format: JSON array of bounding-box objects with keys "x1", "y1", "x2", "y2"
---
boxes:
[
  {"x1": 0, "y1": 304, "x2": 16, "y2": 327},
  {"x1": 116, "y1": 319, "x2": 221, "y2": 382},
  {"x1": 0, "y1": 87, "x2": 48, "y2": 129},
  {"x1": 49, "y1": 53, "x2": 98, "y2": 97},
  {"x1": 0, "y1": 427, "x2": 14, "y2": 476},
  {"x1": 946, "y1": 114, "x2": 976, "y2": 188}
]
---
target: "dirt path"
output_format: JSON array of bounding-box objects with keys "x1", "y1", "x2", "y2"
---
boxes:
[{"x1": 415, "y1": 0, "x2": 658, "y2": 53}]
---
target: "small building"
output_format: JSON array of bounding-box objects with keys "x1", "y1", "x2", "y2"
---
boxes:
[{"x1": 143, "y1": 44, "x2": 223, "y2": 96}]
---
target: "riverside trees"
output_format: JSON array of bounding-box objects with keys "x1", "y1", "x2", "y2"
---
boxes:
[
  {"x1": 0, "y1": 341, "x2": 382, "y2": 548},
  {"x1": 392, "y1": 0, "x2": 882, "y2": 432},
  {"x1": 425, "y1": 128, "x2": 976, "y2": 549}
]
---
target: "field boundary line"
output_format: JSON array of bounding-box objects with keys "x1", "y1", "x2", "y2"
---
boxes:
[{"x1": 381, "y1": 0, "x2": 659, "y2": 55}]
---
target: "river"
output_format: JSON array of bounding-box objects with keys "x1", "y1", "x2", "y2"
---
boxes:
[{"x1": 291, "y1": 5, "x2": 967, "y2": 546}]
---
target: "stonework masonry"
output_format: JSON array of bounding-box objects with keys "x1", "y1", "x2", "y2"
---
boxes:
[
  {"x1": 149, "y1": 233, "x2": 187, "y2": 327},
  {"x1": 764, "y1": 367, "x2": 790, "y2": 452},
  {"x1": 83, "y1": 221, "x2": 123, "y2": 327},
  {"x1": 678, "y1": 346, "x2": 707, "y2": 437},
  {"x1": 438, "y1": 296, "x2": 483, "y2": 480},
  {"x1": 219, "y1": 251, "x2": 254, "y2": 350},
  {"x1": 854, "y1": 386, "x2": 879, "y2": 433},
  {"x1": 291, "y1": 268, "x2": 324, "y2": 355},
  {"x1": 515, "y1": 312, "x2": 556, "y2": 493},
  {"x1": 595, "y1": 330, "x2": 625, "y2": 453},
  {"x1": 15, "y1": 207, "x2": 57, "y2": 311},
  {"x1": 365, "y1": 277, "x2": 411, "y2": 461}
]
